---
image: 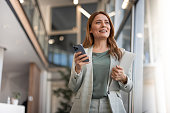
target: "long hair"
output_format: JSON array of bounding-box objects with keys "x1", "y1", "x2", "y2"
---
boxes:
[{"x1": 83, "y1": 11, "x2": 122, "y2": 60}]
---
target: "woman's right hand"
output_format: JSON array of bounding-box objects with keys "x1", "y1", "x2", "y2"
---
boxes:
[{"x1": 74, "y1": 52, "x2": 89, "y2": 74}]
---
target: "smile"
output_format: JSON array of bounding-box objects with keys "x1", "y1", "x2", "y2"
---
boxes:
[{"x1": 99, "y1": 29, "x2": 107, "y2": 33}]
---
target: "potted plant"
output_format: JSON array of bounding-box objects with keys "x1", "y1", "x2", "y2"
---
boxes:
[{"x1": 11, "y1": 92, "x2": 21, "y2": 105}]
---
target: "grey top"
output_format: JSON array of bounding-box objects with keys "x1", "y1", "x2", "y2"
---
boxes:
[{"x1": 92, "y1": 50, "x2": 110, "y2": 99}]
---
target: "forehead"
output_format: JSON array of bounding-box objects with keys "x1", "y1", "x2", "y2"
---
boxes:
[{"x1": 93, "y1": 14, "x2": 109, "y2": 21}]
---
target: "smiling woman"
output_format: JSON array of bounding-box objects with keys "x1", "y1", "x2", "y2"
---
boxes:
[{"x1": 68, "y1": 11, "x2": 134, "y2": 113}]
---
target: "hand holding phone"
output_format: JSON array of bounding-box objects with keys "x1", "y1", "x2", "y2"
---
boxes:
[
  {"x1": 73, "y1": 44, "x2": 89, "y2": 62},
  {"x1": 73, "y1": 44, "x2": 89, "y2": 74}
]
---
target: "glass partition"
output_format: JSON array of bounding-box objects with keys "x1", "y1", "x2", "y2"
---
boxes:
[
  {"x1": 48, "y1": 34, "x2": 76, "y2": 67},
  {"x1": 117, "y1": 12, "x2": 132, "y2": 51},
  {"x1": 51, "y1": 6, "x2": 76, "y2": 31},
  {"x1": 20, "y1": 0, "x2": 48, "y2": 59},
  {"x1": 48, "y1": 47, "x2": 73, "y2": 68}
]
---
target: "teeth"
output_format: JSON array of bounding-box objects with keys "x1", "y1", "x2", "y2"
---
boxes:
[{"x1": 99, "y1": 30, "x2": 107, "y2": 32}]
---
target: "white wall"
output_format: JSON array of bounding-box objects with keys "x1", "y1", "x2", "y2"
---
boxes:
[{"x1": 0, "y1": 71, "x2": 29, "y2": 104}]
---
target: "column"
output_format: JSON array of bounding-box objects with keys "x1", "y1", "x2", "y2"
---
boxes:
[{"x1": 0, "y1": 47, "x2": 5, "y2": 90}]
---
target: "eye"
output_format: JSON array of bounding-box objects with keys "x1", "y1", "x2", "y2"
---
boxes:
[
  {"x1": 105, "y1": 21, "x2": 110, "y2": 24},
  {"x1": 96, "y1": 21, "x2": 101, "y2": 24}
]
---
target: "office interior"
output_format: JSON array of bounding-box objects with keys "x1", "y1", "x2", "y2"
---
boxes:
[{"x1": 0, "y1": 0, "x2": 170, "y2": 113}]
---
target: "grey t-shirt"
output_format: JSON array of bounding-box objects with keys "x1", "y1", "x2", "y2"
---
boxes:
[{"x1": 92, "y1": 50, "x2": 110, "y2": 99}]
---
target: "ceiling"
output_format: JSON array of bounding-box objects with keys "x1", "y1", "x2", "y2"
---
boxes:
[
  {"x1": 38, "y1": 0, "x2": 98, "y2": 7},
  {"x1": 0, "y1": 0, "x2": 44, "y2": 77}
]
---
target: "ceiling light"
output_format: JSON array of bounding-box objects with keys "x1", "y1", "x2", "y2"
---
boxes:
[
  {"x1": 48, "y1": 39, "x2": 55, "y2": 44},
  {"x1": 19, "y1": 0, "x2": 24, "y2": 4},
  {"x1": 79, "y1": 7, "x2": 91, "y2": 18},
  {"x1": 108, "y1": 11, "x2": 116, "y2": 17},
  {"x1": 59, "y1": 36, "x2": 64, "y2": 41},
  {"x1": 122, "y1": 0, "x2": 129, "y2": 9},
  {"x1": 73, "y1": 0, "x2": 78, "y2": 5}
]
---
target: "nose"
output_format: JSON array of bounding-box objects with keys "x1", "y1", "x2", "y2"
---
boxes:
[{"x1": 101, "y1": 21, "x2": 106, "y2": 27}]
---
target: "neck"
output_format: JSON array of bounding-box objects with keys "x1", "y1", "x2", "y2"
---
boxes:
[{"x1": 93, "y1": 39, "x2": 109, "y2": 52}]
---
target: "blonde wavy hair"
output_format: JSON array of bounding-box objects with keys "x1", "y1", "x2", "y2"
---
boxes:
[{"x1": 83, "y1": 11, "x2": 122, "y2": 60}]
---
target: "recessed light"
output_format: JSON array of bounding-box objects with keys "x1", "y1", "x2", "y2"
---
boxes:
[
  {"x1": 19, "y1": 0, "x2": 24, "y2": 4},
  {"x1": 59, "y1": 36, "x2": 64, "y2": 41},
  {"x1": 48, "y1": 39, "x2": 55, "y2": 44},
  {"x1": 73, "y1": 0, "x2": 78, "y2": 5}
]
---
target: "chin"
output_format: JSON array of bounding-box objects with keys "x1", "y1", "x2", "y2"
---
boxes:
[
  {"x1": 100, "y1": 35, "x2": 109, "y2": 39},
  {"x1": 98, "y1": 36, "x2": 109, "y2": 39}
]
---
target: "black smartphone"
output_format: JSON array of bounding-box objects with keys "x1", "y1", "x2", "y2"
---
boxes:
[{"x1": 73, "y1": 44, "x2": 89, "y2": 62}]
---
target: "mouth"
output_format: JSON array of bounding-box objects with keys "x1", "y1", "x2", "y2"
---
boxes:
[{"x1": 99, "y1": 29, "x2": 107, "y2": 33}]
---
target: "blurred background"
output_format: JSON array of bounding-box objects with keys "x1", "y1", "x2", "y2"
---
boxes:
[{"x1": 0, "y1": 0, "x2": 170, "y2": 113}]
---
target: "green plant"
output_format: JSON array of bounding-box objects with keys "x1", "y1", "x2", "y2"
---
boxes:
[
  {"x1": 53, "y1": 67, "x2": 73, "y2": 113},
  {"x1": 12, "y1": 92, "x2": 21, "y2": 99}
]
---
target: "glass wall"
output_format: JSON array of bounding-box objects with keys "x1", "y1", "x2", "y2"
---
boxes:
[
  {"x1": 117, "y1": 12, "x2": 132, "y2": 51},
  {"x1": 143, "y1": 0, "x2": 170, "y2": 113},
  {"x1": 20, "y1": 0, "x2": 48, "y2": 58},
  {"x1": 49, "y1": 3, "x2": 97, "y2": 68},
  {"x1": 48, "y1": 46, "x2": 73, "y2": 68},
  {"x1": 48, "y1": 34, "x2": 76, "y2": 68},
  {"x1": 51, "y1": 6, "x2": 76, "y2": 31}
]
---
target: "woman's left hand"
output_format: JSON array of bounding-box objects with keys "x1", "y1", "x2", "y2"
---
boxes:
[{"x1": 111, "y1": 65, "x2": 127, "y2": 84}]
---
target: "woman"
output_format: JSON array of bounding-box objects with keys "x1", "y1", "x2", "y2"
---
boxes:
[{"x1": 68, "y1": 11, "x2": 133, "y2": 113}]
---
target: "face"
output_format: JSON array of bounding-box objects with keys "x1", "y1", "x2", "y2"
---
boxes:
[{"x1": 90, "y1": 14, "x2": 111, "y2": 39}]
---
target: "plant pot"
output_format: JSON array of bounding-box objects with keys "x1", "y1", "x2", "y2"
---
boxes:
[{"x1": 12, "y1": 99, "x2": 19, "y2": 105}]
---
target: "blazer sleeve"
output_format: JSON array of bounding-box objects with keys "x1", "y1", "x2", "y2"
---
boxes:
[
  {"x1": 68, "y1": 54, "x2": 84, "y2": 93},
  {"x1": 118, "y1": 67, "x2": 133, "y2": 92}
]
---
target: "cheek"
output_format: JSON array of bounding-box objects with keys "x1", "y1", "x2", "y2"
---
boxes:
[
  {"x1": 108, "y1": 28, "x2": 111, "y2": 35},
  {"x1": 91, "y1": 27, "x2": 98, "y2": 32},
  {"x1": 90, "y1": 28, "x2": 99, "y2": 35}
]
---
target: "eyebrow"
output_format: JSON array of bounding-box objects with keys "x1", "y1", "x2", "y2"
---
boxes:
[{"x1": 95, "y1": 19, "x2": 109, "y2": 22}]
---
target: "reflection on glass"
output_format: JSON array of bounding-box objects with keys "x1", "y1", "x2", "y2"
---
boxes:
[
  {"x1": 51, "y1": 6, "x2": 76, "y2": 31},
  {"x1": 69, "y1": 54, "x2": 73, "y2": 67},
  {"x1": 48, "y1": 47, "x2": 73, "y2": 68},
  {"x1": 117, "y1": 12, "x2": 132, "y2": 52},
  {"x1": 38, "y1": 20, "x2": 45, "y2": 50}
]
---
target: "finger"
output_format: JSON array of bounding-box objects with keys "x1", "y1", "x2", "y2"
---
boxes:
[
  {"x1": 112, "y1": 71, "x2": 120, "y2": 77},
  {"x1": 112, "y1": 73, "x2": 121, "y2": 80},
  {"x1": 74, "y1": 52, "x2": 82, "y2": 58},
  {"x1": 111, "y1": 72, "x2": 118, "y2": 79},
  {"x1": 81, "y1": 61, "x2": 90, "y2": 65},
  {"x1": 112, "y1": 75, "x2": 119, "y2": 81},
  {"x1": 77, "y1": 54, "x2": 88, "y2": 60},
  {"x1": 75, "y1": 54, "x2": 87, "y2": 61},
  {"x1": 112, "y1": 67, "x2": 117, "y2": 71},
  {"x1": 76, "y1": 60, "x2": 90, "y2": 68},
  {"x1": 112, "y1": 68, "x2": 119, "y2": 73},
  {"x1": 80, "y1": 56, "x2": 89, "y2": 62},
  {"x1": 116, "y1": 65, "x2": 123, "y2": 70},
  {"x1": 111, "y1": 74, "x2": 116, "y2": 79}
]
